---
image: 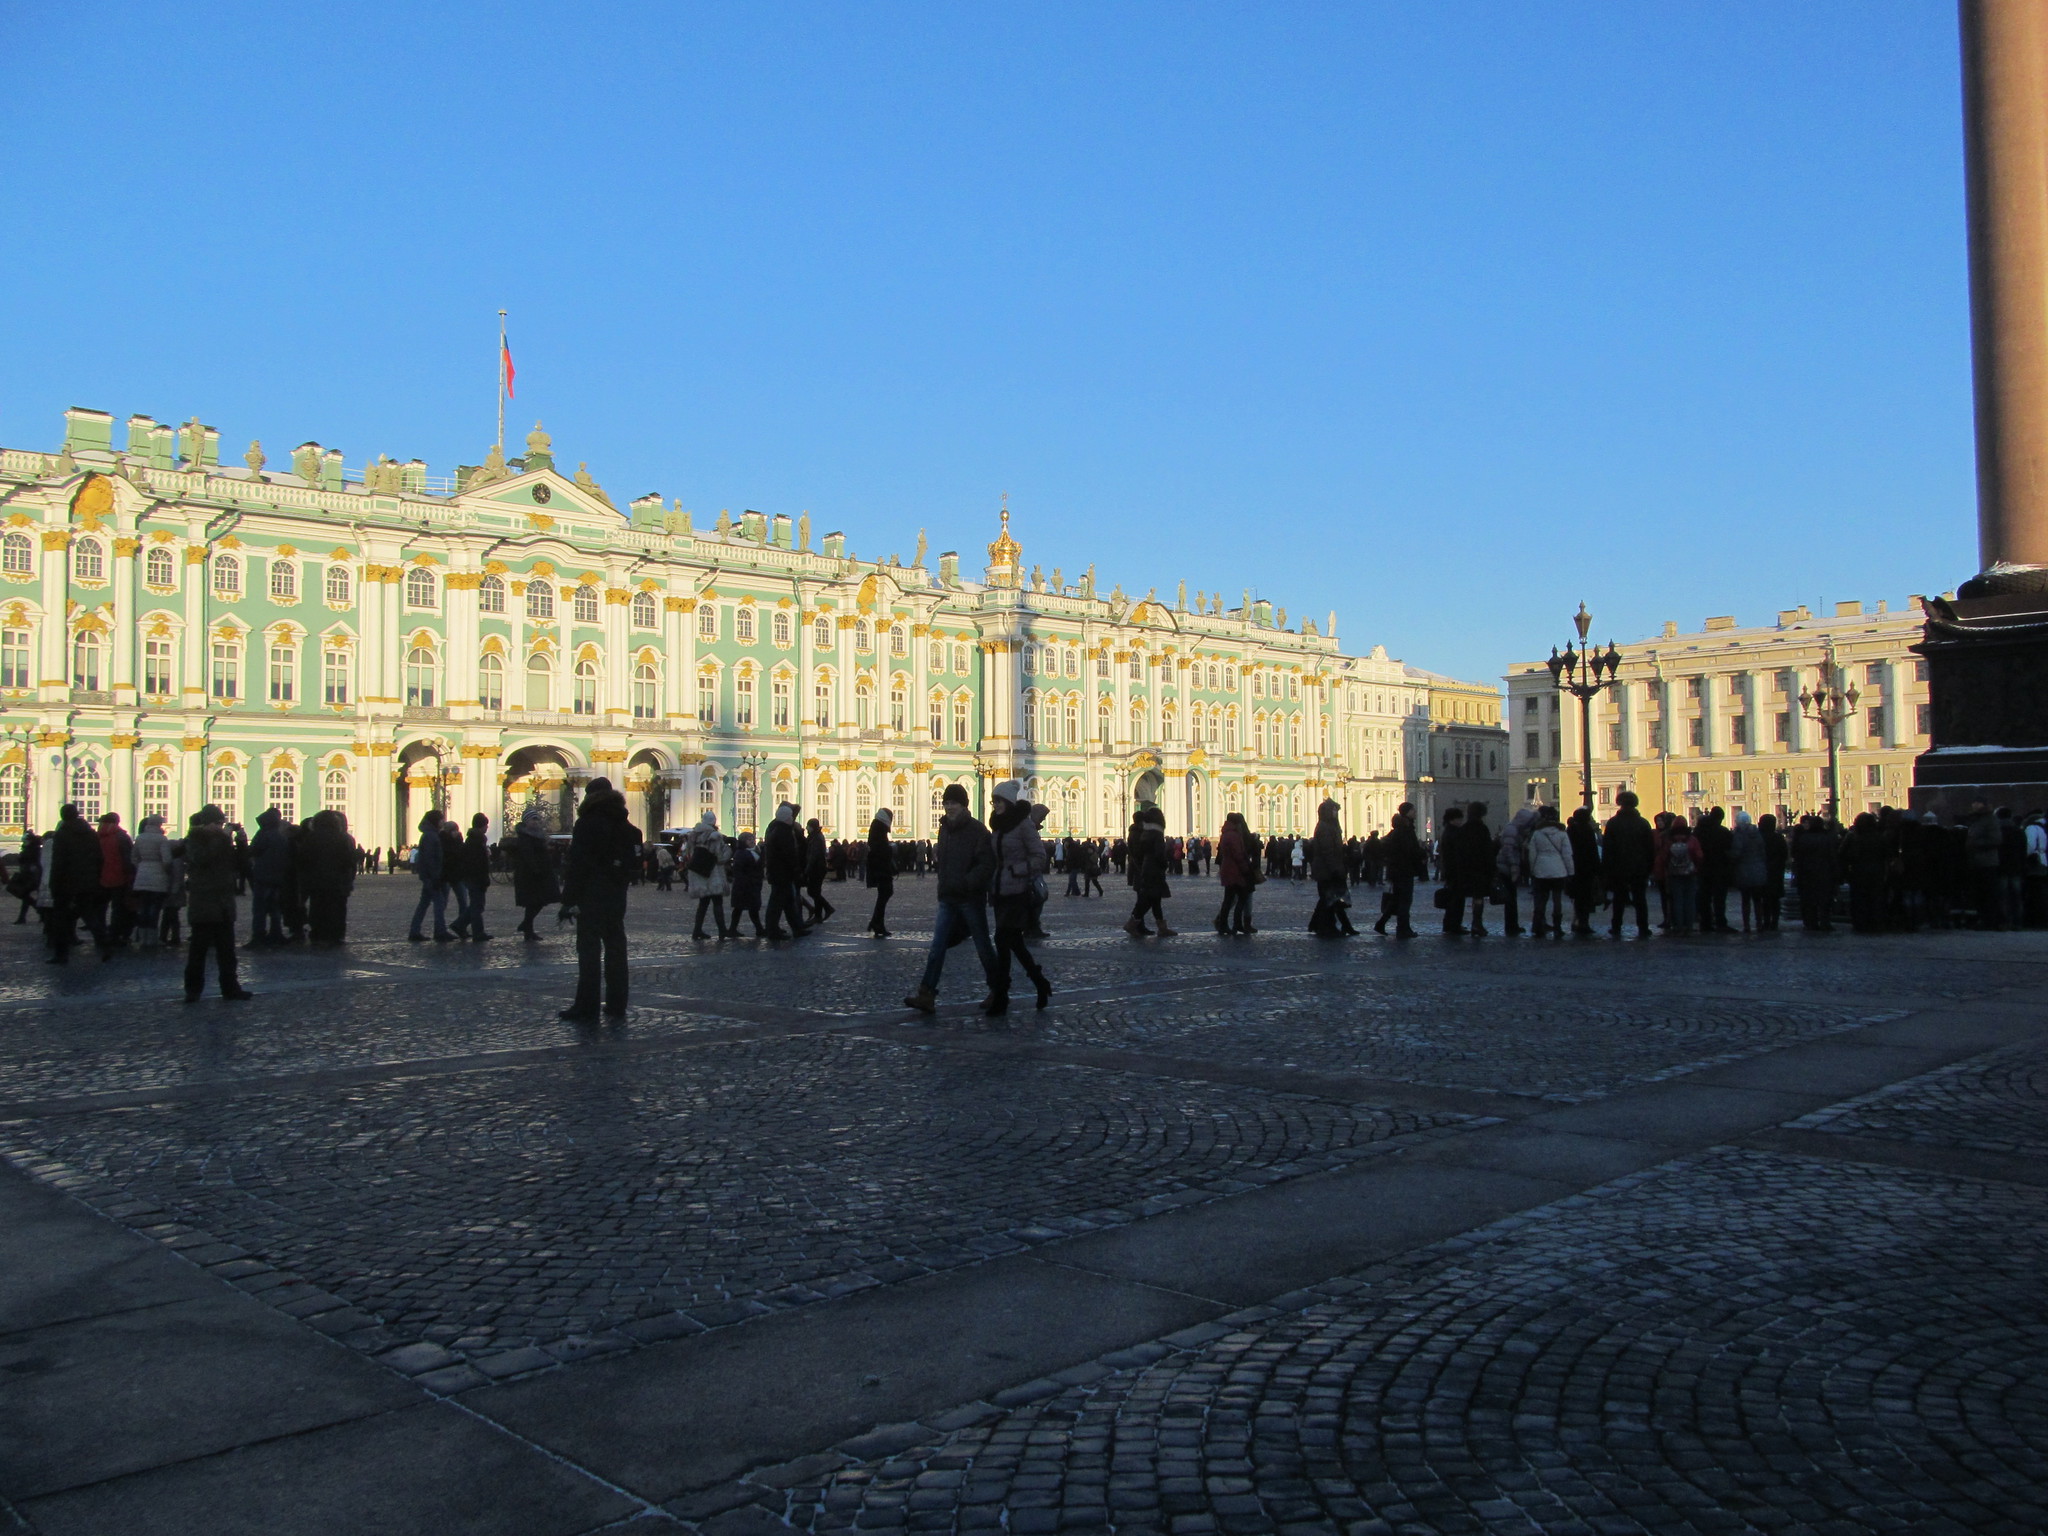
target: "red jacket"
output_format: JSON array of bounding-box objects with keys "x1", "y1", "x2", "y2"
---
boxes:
[{"x1": 98, "y1": 825, "x2": 133, "y2": 891}]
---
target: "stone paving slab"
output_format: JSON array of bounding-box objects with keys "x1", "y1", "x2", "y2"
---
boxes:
[
  {"x1": 758, "y1": 1146, "x2": 2048, "y2": 1536},
  {"x1": 0, "y1": 1033, "x2": 1470, "y2": 1372},
  {"x1": 1782, "y1": 1035, "x2": 2048, "y2": 1158}
]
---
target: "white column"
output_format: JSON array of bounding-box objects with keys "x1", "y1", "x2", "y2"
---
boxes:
[
  {"x1": 111, "y1": 529, "x2": 138, "y2": 704},
  {"x1": 39, "y1": 525, "x2": 70, "y2": 703}
]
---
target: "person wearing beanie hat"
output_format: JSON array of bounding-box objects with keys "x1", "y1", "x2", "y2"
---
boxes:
[
  {"x1": 992, "y1": 779, "x2": 1023, "y2": 806},
  {"x1": 987, "y1": 784, "x2": 1053, "y2": 1014},
  {"x1": 558, "y1": 778, "x2": 643, "y2": 1021},
  {"x1": 902, "y1": 781, "x2": 999, "y2": 1014}
]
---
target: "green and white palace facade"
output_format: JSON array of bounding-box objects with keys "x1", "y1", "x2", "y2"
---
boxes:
[{"x1": 0, "y1": 406, "x2": 1503, "y2": 846}]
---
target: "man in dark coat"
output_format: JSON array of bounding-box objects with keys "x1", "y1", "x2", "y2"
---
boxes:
[
  {"x1": 902, "y1": 783, "x2": 998, "y2": 1013},
  {"x1": 865, "y1": 808, "x2": 895, "y2": 937},
  {"x1": 1601, "y1": 790, "x2": 1656, "y2": 939},
  {"x1": 46, "y1": 803, "x2": 108, "y2": 962},
  {"x1": 407, "y1": 809, "x2": 452, "y2": 942},
  {"x1": 560, "y1": 779, "x2": 642, "y2": 1020},
  {"x1": 1445, "y1": 803, "x2": 1497, "y2": 936},
  {"x1": 183, "y1": 804, "x2": 253, "y2": 1001},
  {"x1": 761, "y1": 803, "x2": 809, "y2": 939},
  {"x1": 247, "y1": 807, "x2": 292, "y2": 946},
  {"x1": 1306, "y1": 799, "x2": 1356, "y2": 936},
  {"x1": 451, "y1": 812, "x2": 494, "y2": 940},
  {"x1": 1694, "y1": 807, "x2": 1734, "y2": 933},
  {"x1": 803, "y1": 817, "x2": 834, "y2": 924}
]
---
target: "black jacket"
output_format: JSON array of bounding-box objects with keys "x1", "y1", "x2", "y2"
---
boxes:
[
  {"x1": 48, "y1": 816, "x2": 102, "y2": 901},
  {"x1": 762, "y1": 816, "x2": 802, "y2": 882},
  {"x1": 1601, "y1": 808, "x2": 1656, "y2": 881},
  {"x1": 933, "y1": 812, "x2": 996, "y2": 902},
  {"x1": 564, "y1": 796, "x2": 642, "y2": 909},
  {"x1": 865, "y1": 820, "x2": 894, "y2": 887}
]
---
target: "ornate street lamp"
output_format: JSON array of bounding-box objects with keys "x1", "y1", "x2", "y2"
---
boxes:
[
  {"x1": 1543, "y1": 603, "x2": 1623, "y2": 816},
  {"x1": 1798, "y1": 645, "x2": 1859, "y2": 823}
]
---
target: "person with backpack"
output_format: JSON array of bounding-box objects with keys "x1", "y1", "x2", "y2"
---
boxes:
[
  {"x1": 1660, "y1": 817, "x2": 1703, "y2": 934},
  {"x1": 683, "y1": 811, "x2": 729, "y2": 940}
]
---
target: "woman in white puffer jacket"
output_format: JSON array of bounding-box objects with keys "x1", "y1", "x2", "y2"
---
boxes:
[{"x1": 1524, "y1": 804, "x2": 1575, "y2": 938}]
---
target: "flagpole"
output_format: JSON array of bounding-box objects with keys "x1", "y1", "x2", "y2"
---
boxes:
[{"x1": 496, "y1": 309, "x2": 507, "y2": 453}]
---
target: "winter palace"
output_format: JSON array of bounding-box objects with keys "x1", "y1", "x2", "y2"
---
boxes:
[{"x1": 0, "y1": 406, "x2": 1506, "y2": 848}]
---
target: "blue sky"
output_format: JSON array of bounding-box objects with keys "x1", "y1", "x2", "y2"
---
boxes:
[{"x1": 2, "y1": 3, "x2": 1970, "y2": 682}]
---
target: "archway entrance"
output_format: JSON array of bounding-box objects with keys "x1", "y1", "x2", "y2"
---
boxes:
[
  {"x1": 503, "y1": 745, "x2": 575, "y2": 833},
  {"x1": 1133, "y1": 767, "x2": 1164, "y2": 809},
  {"x1": 396, "y1": 740, "x2": 450, "y2": 845}
]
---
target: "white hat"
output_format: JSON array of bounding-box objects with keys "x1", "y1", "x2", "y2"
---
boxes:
[{"x1": 992, "y1": 779, "x2": 1024, "y2": 804}]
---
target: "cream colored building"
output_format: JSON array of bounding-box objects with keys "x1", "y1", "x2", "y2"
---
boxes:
[
  {"x1": 1402, "y1": 668, "x2": 1509, "y2": 835},
  {"x1": 1505, "y1": 600, "x2": 1933, "y2": 823}
]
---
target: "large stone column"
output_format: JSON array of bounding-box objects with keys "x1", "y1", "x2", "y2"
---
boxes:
[{"x1": 1962, "y1": 0, "x2": 2048, "y2": 573}]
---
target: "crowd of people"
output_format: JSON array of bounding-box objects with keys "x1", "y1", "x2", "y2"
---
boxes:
[{"x1": 10, "y1": 780, "x2": 2044, "y2": 1016}]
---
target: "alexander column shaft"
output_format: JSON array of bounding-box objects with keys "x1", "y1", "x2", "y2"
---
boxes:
[{"x1": 1961, "y1": 0, "x2": 2048, "y2": 573}]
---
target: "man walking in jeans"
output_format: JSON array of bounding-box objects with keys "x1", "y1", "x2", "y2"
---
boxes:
[{"x1": 902, "y1": 783, "x2": 998, "y2": 1015}]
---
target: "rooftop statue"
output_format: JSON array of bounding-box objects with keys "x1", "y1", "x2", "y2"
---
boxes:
[
  {"x1": 914, "y1": 528, "x2": 927, "y2": 567},
  {"x1": 799, "y1": 512, "x2": 811, "y2": 551},
  {"x1": 469, "y1": 443, "x2": 511, "y2": 488},
  {"x1": 245, "y1": 441, "x2": 266, "y2": 478}
]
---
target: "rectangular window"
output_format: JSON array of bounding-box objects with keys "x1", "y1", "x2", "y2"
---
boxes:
[
  {"x1": 773, "y1": 676, "x2": 792, "y2": 730},
  {"x1": 1866, "y1": 763, "x2": 1884, "y2": 788},
  {"x1": 1687, "y1": 676, "x2": 1704, "y2": 698},
  {"x1": 1775, "y1": 711, "x2": 1791, "y2": 744},
  {"x1": 267, "y1": 644, "x2": 295, "y2": 704},
  {"x1": 735, "y1": 674, "x2": 756, "y2": 728},
  {"x1": 1, "y1": 629, "x2": 31, "y2": 691},
  {"x1": 323, "y1": 649, "x2": 350, "y2": 706},
  {"x1": 697, "y1": 675, "x2": 717, "y2": 726},
  {"x1": 143, "y1": 636, "x2": 174, "y2": 697},
  {"x1": 1915, "y1": 659, "x2": 1929, "y2": 681},
  {"x1": 1607, "y1": 722, "x2": 1623, "y2": 754},
  {"x1": 632, "y1": 669, "x2": 656, "y2": 721},
  {"x1": 1775, "y1": 771, "x2": 1790, "y2": 791},
  {"x1": 1523, "y1": 696, "x2": 1539, "y2": 716},
  {"x1": 1688, "y1": 717, "x2": 1704, "y2": 749},
  {"x1": 1730, "y1": 769, "x2": 1744, "y2": 792},
  {"x1": 1686, "y1": 771, "x2": 1701, "y2": 793},
  {"x1": 1525, "y1": 731, "x2": 1540, "y2": 759},
  {"x1": 1549, "y1": 729, "x2": 1560, "y2": 757},
  {"x1": 815, "y1": 680, "x2": 833, "y2": 729},
  {"x1": 952, "y1": 697, "x2": 969, "y2": 744},
  {"x1": 698, "y1": 605, "x2": 717, "y2": 641},
  {"x1": 1917, "y1": 703, "x2": 1932, "y2": 737},
  {"x1": 1729, "y1": 714, "x2": 1747, "y2": 747},
  {"x1": 1866, "y1": 706, "x2": 1885, "y2": 741},
  {"x1": 210, "y1": 641, "x2": 239, "y2": 702}
]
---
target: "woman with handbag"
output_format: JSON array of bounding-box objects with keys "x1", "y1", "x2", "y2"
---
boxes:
[
  {"x1": 684, "y1": 812, "x2": 730, "y2": 939},
  {"x1": 987, "y1": 781, "x2": 1052, "y2": 1014}
]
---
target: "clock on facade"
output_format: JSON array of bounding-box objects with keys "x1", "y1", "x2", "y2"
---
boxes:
[{"x1": 531, "y1": 482, "x2": 552, "y2": 504}]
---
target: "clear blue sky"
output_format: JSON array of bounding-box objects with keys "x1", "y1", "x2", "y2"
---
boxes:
[{"x1": 2, "y1": 2, "x2": 1970, "y2": 683}]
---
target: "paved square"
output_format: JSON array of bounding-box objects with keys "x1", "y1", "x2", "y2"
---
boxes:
[{"x1": 1, "y1": 872, "x2": 2044, "y2": 1534}]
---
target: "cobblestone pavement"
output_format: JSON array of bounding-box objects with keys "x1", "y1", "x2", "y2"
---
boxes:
[
  {"x1": 768, "y1": 1145, "x2": 2048, "y2": 1536},
  {"x1": 2, "y1": 873, "x2": 2046, "y2": 1532},
  {"x1": 1784, "y1": 1038, "x2": 2048, "y2": 1159}
]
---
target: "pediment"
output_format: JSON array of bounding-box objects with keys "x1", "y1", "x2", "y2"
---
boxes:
[{"x1": 460, "y1": 469, "x2": 619, "y2": 523}]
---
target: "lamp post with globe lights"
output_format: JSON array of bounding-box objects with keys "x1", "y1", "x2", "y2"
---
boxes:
[
  {"x1": 1799, "y1": 645, "x2": 1860, "y2": 824},
  {"x1": 1544, "y1": 604, "x2": 1623, "y2": 817}
]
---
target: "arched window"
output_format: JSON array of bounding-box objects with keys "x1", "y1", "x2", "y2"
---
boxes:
[
  {"x1": 573, "y1": 659, "x2": 597, "y2": 716},
  {"x1": 700, "y1": 773, "x2": 720, "y2": 815},
  {"x1": 813, "y1": 617, "x2": 833, "y2": 649},
  {"x1": 404, "y1": 566, "x2": 438, "y2": 610},
  {"x1": 1021, "y1": 644, "x2": 1036, "y2": 674},
  {"x1": 72, "y1": 538, "x2": 104, "y2": 582},
  {"x1": 322, "y1": 645, "x2": 350, "y2": 706},
  {"x1": 525, "y1": 580, "x2": 554, "y2": 620},
  {"x1": 210, "y1": 636, "x2": 241, "y2": 701},
  {"x1": 734, "y1": 669, "x2": 757, "y2": 727},
  {"x1": 479, "y1": 574, "x2": 505, "y2": 613},
  {"x1": 573, "y1": 585, "x2": 600, "y2": 624},
  {"x1": 266, "y1": 767, "x2": 297, "y2": 817},
  {"x1": 772, "y1": 673, "x2": 792, "y2": 730},
  {"x1": 405, "y1": 646, "x2": 437, "y2": 708},
  {"x1": 478, "y1": 652, "x2": 504, "y2": 711},
  {"x1": 1022, "y1": 691, "x2": 1039, "y2": 744},
  {"x1": 141, "y1": 766, "x2": 171, "y2": 824},
  {"x1": 211, "y1": 553, "x2": 241, "y2": 598},
  {"x1": 855, "y1": 679, "x2": 873, "y2": 729},
  {"x1": 1162, "y1": 704, "x2": 1178, "y2": 741},
  {"x1": 697, "y1": 604, "x2": 717, "y2": 640},
  {"x1": 815, "y1": 675, "x2": 833, "y2": 729},
  {"x1": 890, "y1": 624, "x2": 907, "y2": 657},
  {"x1": 322, "y1": 768, "x2": 349, "y2": 813},
  {"x1": 855, "y1": 620, "x2": 872, "y2": 652},
  {"x1": 325, "y1": 564, "x2": 352, "y2": 606},
  {"x1": 736, "y1": 606, "x2": 756, "y2": 644},
  {"x1": 953, "y1": 643, "x2": 970, "y2": 674},
  {"x1": 1, "y1": 763, "x2": 31, "y2": 828},
  {"x1": 631, "y1": 591, "x2": 657, "y2": 629},
  {"x1": 525, "y1": 653, "x2": 552, "y2": 712},
  {"x1": 1065, "y1": 694, "x2": 1080, "y2": 744},
  {"x1": 1098, "y1": 697, "x2": 1113, "y2": 744},
  {"x1": 208, "y1": 764, "x2": 239, "y2": 818},
  {"x1": 2, "y1": 533, "x2": 33, "y2": 575},
  {"x1": 269, "y1": 559, "x2": 297, "y2": 602},
  {"x1": 930, "y1": 691, "x2": 947, "y2": 741},
  {"x1": 697, "y1": 667, "x2": 717, "y2": 725},
  {"x1": 633, "y1": 663, "x2": 657, "y2": 720},
  {"x1": 855, "y1": 777, "x2": 874, "y2": 828},
  {"x1": 144, "y1": 546, "x2": 175, "y2": 587},
  {"x1": 772, "y1": 611, "x2": 792, "y2": 648},
  {"x1": 71, "y1": 631, "x2": 102, "y2": 691},
  {"x1": 952, "y1": 692, "x2": 971, "y2": 745},
  {"x1": 70, "y1": 758, "x2": 103, "y2": 821},
  {"x1": 889, "y1": 678, "x2": 908, "y2": 733},
  {"x1": 1129, "y1": 699, "x2": 1145, "y2": 742},
  {"x1": 1254, "y1": 715, "x2": 1267, "y2": 756}
]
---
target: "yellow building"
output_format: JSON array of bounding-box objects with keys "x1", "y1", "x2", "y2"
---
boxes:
[
  {"x1": 1504, "y1": 600, "x2": 1933, "y2": 822},
  {"x1": 1406, "y1": 668, "x2": 1508, "y2": 835}
]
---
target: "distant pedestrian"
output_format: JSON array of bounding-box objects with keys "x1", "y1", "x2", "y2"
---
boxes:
[
  {"x1": 129, "y1": 815, "x2": 173, "y2": 951},
  {"x1": 453, "y1": 813, "x2": 494, "y2": 940},
  {"x1": 1375, "y1": 803, "x2": 1424, "y2": 938},
  {"x1": 510, "y1": 806, "x2": 561, "y2": 940},
  {"x1": 1123, "y1": 806, "x2": 1175, "y2": 937},
  {"x1": 298, "y1": 809, "x2": 358, "y2": 946},
  {"x1": 901, "y1": 783, "x2": 998, "y2": 1014},
  {"x1": 1729, "y1": 809, "x2": 1767, "y2": 932},
  {"x1": 728, "y1": 831, "x2": 766, "y2": 937},
  {"x1": 407, "y1": 810, "x2": 453, "y2": 942},
  {"x1": 46, "y1": 803, "x2": 107, "y2": 962},
  {"x1": 1525, "y1": 804, "x2": 1573, "y2": 937},
  {"x1": 762, "y1": 804, "x2": 809, "y2": 938},
  {"x1": 803, "y1": 817, "x2": 834, "y2": 924},
  {"x1": 1215, "y1": 812, "x2": 1257, "y2": 935},
  {"x1": 248, "y1": 807, "x2": 291, "y2": 945},
  {"x1": 1306, "y1": 799, "x2": 1355, "y2": 936},
  {"x1": 559, "y1": 778, "x2": 641, "y2": 1021},
  {"x1": 683, "y1": 811, "x2": 730, "y2": 939},
  {"x1": 1602, "y1": 791, "x2": 1655, "y2": 939},
  {"x1": 865, "y1": 808, "x2": 896, "y2": 937}
]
